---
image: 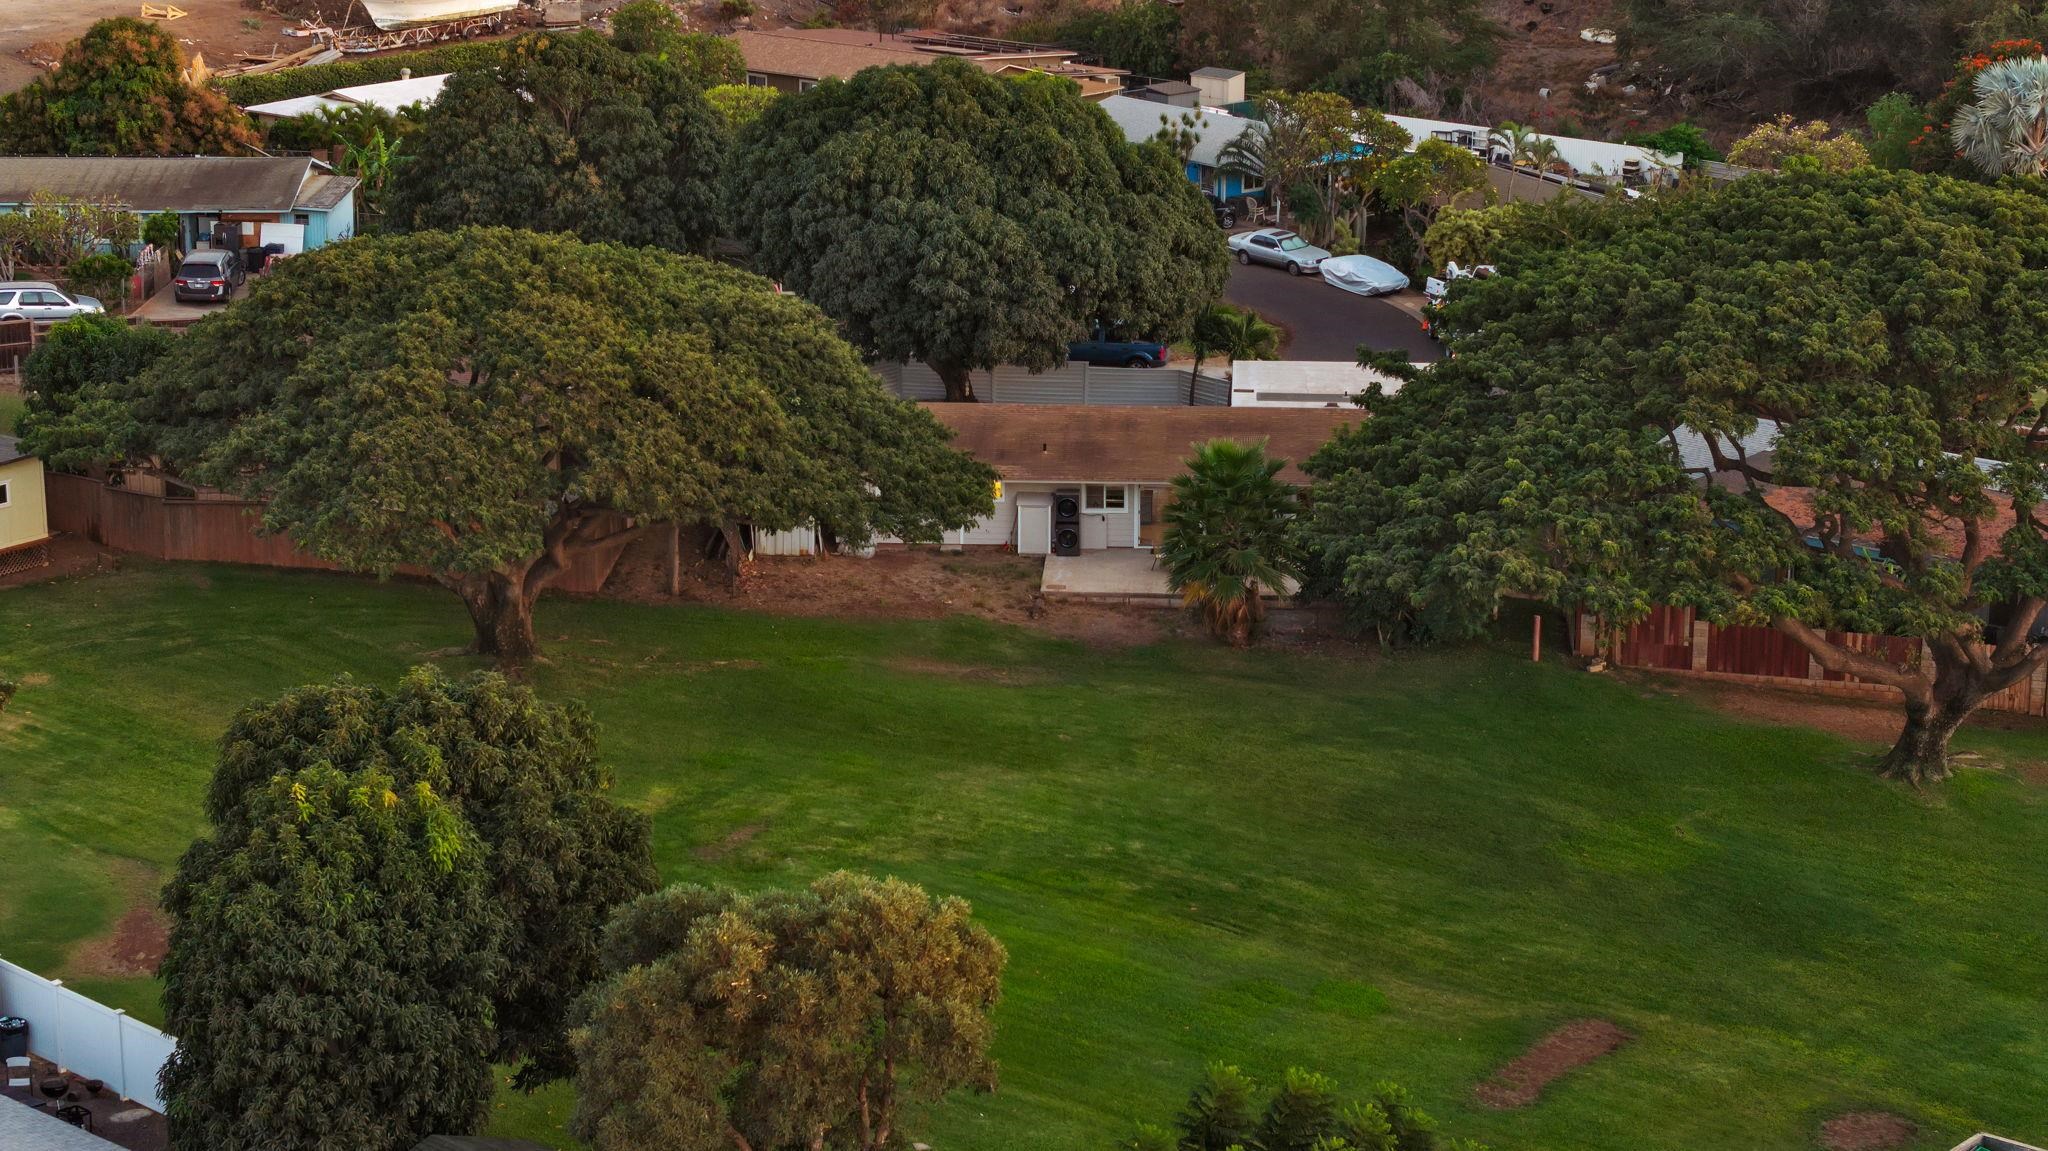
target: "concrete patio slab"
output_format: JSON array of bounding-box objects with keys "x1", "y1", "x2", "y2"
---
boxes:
[{"x1": 1041, "y1": 550, "x2": 1175, "y2": 603}]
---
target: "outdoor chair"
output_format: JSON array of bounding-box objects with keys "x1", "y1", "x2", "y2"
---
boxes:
[{"x1": 4, "y1": 1055, "x2": 28, "y2": 1093}]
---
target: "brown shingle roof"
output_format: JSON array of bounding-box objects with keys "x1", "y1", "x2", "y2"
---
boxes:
[
  {"x1": 729, "y1": 29, "x2": 935, "y2": 81},
  {"x1": 924, "y1": 403, "x2": 1365, "y2": 484}
]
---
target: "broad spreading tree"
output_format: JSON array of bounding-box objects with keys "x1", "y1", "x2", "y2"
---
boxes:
[
  {"x1": 571, "y1": 872, "x2": 1006, "y2": 1151},
  {"x1": 0, "y1": 18, "x2": 258, "y2": 156},
  {"x1": 199, "y1": 666, "x2": 657, "y2": 1085},
  {"x1": 160, "y1": 762, "x2": 503, "y2": 1151},
  {"x1": 386, "y1": 32, "x2": 726, "y2": 251},
  {"x1": 1302, "y1": 171, "x2": 2048, "y2": 783},
  {"x1": 608, "y1": 0, "x2": 747, "y2": 84},
  {"x1": 727, "y1": 58, "x2": 1228, "y2": 401},
  {"x1": 25, "y1": 228, "x2": 994, "y2": 663}
]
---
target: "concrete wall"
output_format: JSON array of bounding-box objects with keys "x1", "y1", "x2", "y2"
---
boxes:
[
  {"x1": 0, "y1": 958, "x2": 174, "y2": 1113},
  {"x1": 0, "y1": 456, "x2": 48, "y2": 552}
]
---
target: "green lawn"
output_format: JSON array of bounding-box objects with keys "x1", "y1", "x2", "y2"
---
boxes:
[
  {"x1": 2, "y1": 563, "x2": 2046, "y2": 1151},
  {"x1": 0, "y1": 390, "x2": 23, "y2": 434}
]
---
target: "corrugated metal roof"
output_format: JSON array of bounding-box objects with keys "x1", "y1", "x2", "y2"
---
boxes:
[
  {"x1": 0, "y1": 435, "x2": 32, "y2": 466},
  {"x1": 293, "y1": 172, "x2": 360, "y2": 212},
  {"x1": 0, "y1": 157, "x2": 313, "y2": 213},
  {"x1": 0, "y1": 1096, "x2": 124, "y2": 1151},
  {"x1": 1098, "y1": 94, "x2": 1258, "y2": 169}
]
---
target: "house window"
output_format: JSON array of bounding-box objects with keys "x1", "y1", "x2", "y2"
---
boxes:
[
  {"x1": 1084, "y1": 484, "x2": 1126, "y2": 513},
  {"x1": 746, "y1": 72, "x2": 771, "y2": 86},
  {"x1": 0, "y1": 481, "x2": 10, "y2": 508},
  {"x1": 797, "y1": 79, "x2": 818, "y2": 92}
]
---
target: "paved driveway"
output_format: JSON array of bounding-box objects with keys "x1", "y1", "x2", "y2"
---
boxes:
[{"x1": 1223, "y1": 263, "x2": 1442, "y2": 364}]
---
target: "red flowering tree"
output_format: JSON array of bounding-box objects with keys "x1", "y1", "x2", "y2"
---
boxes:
[{"x1": 1906, "y1": 38, "x2": 2045, "y2": 176}]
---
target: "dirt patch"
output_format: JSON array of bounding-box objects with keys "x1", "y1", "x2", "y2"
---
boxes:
[
  {"x1": 1473, "y1": 1018, "x2": 1632, "y2": 1109},
  {"x1": 602, "y1": 542, "x2": 1178, "y2": 648},
  {"x1": 68, "y1": 864, "x2": 171, "y2": 980},
  {"x1": 694, "y1": 823, "x2": 764, "y2": 861},
  {"x1": 1818, "y1": 1112, "x2": 1917, "y2": 1151},
  {"x1": 1, "y1": 0, "x2": 291, "y2": 97},
  {"x1": 0, "y1": 535, "x2": 114, "y2": 590},
  {"x1": 1663, "y1": 678, "x2": 1905, "y2": 747}
]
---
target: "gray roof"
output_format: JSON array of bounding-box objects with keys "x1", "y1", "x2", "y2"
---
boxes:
[
  {"x1": 0, "y1": 156, "x2": 339, "y2": 213},
  {"x1": 0, "y1": 1096, "x2": 125, "y2": 1151},
  {"x1": 1137, "y1": 80, "x2": 1200, "y2": 95},
  {"x1": 1191, "y1": 66, "x2": 1243, "y2": 79},
  {"x1": 1097, "y1": 93, "x2": 1259, "y2": 169},
  {"x1": 0, "y1": 435, "x2": 31, "y2": 466}
]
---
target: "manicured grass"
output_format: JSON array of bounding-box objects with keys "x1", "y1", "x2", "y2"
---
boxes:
[
  {"x1": 3, "y1": 563, "x2": 2047, "y2": 1151},
  {"x1": 0, "y1": 391, "x2": 23, "y2": 434}
]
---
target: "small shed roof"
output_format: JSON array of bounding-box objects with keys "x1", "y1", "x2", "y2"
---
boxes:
[
  {"x1": 924, "y1": 403, "x2": 1365, "y2": 484},
  {"x1": 0, "y1": 435, "x2": 32, "y2": 466},
  {"x1": 0, "y1": 156, "x2": 347, "y2": 214},
  {"x1": 1137, "y1": 80, "x2": 1200, "y2": 96},
  {"x1": 1191, "y1": 66, "x2": 1243, "y2": 80}
]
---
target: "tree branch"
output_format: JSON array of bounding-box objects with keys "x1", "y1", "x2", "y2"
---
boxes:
[{"x1": 1771, "y1": 615, "x2": 1930, "y2": 696}]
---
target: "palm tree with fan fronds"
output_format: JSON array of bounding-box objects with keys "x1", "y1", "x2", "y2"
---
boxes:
[
  {"x1": 1954, "y1": 55, "x2": 2048, "y2": 177},
  {"x1": 1159, "y1": 439, "x2": 1304, "y2": 647}
]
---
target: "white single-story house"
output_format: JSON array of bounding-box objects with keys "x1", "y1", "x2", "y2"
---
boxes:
[
  {"x1": 923, "y1": 403, "x2": 1365, "y2": 552},
  {"x1": 1098, "y1": 93, "x2": 1268, "y2": 200},
  {"x1": 242, "y1": 71, "x2": 450, "y2": 120},
  {"x1": 1386, "y1": 112, "x2": 1492, "y2": 154},
  {"x1": 0, "y1": 156, "x2": 358, "y2": 254}
]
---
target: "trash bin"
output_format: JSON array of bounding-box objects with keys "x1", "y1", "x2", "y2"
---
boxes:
[{"x1": 0, "y1": 1016, "x2": 27, "y2": 1060}]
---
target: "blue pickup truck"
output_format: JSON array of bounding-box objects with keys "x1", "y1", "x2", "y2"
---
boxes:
[{"x1": 1067, "y1": 324, "x2": 1168, "y2": 368}]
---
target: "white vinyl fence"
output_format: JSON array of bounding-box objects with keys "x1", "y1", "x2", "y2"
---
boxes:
[
  {"x1": 0, "y1": 957, "x2": 174, "y2": 1112},
  {"x1": 875, "y1": 361, "x2": 1229, "y2": 406}
]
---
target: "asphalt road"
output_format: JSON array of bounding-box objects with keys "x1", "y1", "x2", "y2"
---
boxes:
[{"x1": 1223, "y1": 262, "x2": 1443, "y2": 364}]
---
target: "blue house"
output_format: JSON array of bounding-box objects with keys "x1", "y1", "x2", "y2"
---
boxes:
[
  {"x1": 0, "y1": 156, "x2": 359, "y2": 256},
  {"x1": 1099, "y1": 93, "x2": 1268, "y2": 200}
]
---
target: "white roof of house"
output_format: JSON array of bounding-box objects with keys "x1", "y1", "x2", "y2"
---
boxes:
[
  {"x1": 244, "y1": 72, "x2": 450, "y2": 119},
  {"x1": 1230, "y1": 360, "x2": 1410, "y2": 407},
  {"x1": 1098, "y1": 94, "x2": 1259, "y2": 169},
  {"x1": 1530, "y1": 131, "x2": 1681, "y2": 176},
  {"x1": 1386, "y1": 113, "x2": 1490, "y2": 147}
]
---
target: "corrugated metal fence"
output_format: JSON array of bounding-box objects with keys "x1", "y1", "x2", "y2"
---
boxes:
[
  {"x1": 0, "y1": 957, "x2": 174, "y2": 1113},
  {"x1": 875, "y1": 361, "x2": 1230, "y2": 406},
  {"x1": 44, "y1": 472, "x2": 629, "y2": 594},
  {"x1": 1577, "y1": 604, "x2": 2048, "y2": 716}
]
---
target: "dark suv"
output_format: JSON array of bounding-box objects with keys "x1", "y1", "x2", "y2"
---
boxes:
[
  {"x1": 1205, "y1": 191, "x2": 1238, "y2": 229},
  {"x1": 173, "y1": 249, "x2": 245, "y2": 303}
]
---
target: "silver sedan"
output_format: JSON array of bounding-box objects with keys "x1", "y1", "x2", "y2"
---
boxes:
[{"x1": 1227, "y1": 228, "x2": 1330, "y2": 276}]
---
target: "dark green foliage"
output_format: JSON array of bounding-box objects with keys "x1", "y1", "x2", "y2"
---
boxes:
[
  {"x1": 260, "y1": 102, "x2": 419, "y2": 153},
  {"x1": 387, "y1": 32, "x2": 725, "y2": 251},
  {"x1": 607, "y1": 0, "x2": 746, "y2": 84},
  {"x1": 571, "y1": 872, "x2": 1007, "y2": 1151},
  {"x1": 1034, "y1": 0, "x2": 1185, "y2": 78},
  {"x1": 0, "y1": 18, "x2": 258, "y2": 155},
  {"x1": 1371, "y1": 1083, "x2": 1436, "y2": 1151},
  {"x1": 159, "y1": 762, "x2": 502, "y2": 1151},
  {"x1": 727, "y1": 57, "x2": 1228, "y2": 400},
  {"x1": 1624, "y1": 121, "x2": 1720, "y2": 167},
  {"x1": 1177, "y1": 1062, "x2": 1258, "y2": 1150},
  {"x1": 1160, "y1": 439, "x2": 1305, "y2": 646},
  {"x1": 1864, "y1": 91, "x2": 1923, "y2": 169},
  {"x1": 16, "y1": 315, "x2": 170, "y2": 468},
  {"x1": 31, "y1": 228, "x2": 992, "y2": 662},
  {"x1": 140, "y1": 211, "x2": 179, "y2": 251},
  {"x1": 200, "y1": 666, "x2": 657, "y2": 1086},
  {"x1": 1257, "y1": 1067, "x2": 1343, "y2": 1151},
  {"x1": 62, "y1": 252, "x2": 129, "y2": 305},
  {"x1": 219, "y1": 42, "x2": 507, "y2": 106},
  {"x1": 1178, "y1": 0, "x2": 1497, "y2": 106},
  {"x1": 1301, "y1": 170, "x2": 2048, "y2": 781}
]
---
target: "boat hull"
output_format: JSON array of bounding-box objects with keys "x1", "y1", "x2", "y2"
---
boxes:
[{"x1": 358, "y1": 0, "x2": 519, "y2": 31}]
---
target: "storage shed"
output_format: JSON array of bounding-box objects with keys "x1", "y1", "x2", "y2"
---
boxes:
[{"x1": 0, "y1": 436, "x2": 50, "y2": 577}]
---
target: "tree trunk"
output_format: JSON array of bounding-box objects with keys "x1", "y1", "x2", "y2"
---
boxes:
[
  {"x1": 455, "y1": 571, "x2": 541, "y2": 668},
  {"x1": 1879, "y1": 697, "x2": 1973, "y2": 785},
  {"x1": 932, "y1": 360, "x2": 979, "y2": 403}
]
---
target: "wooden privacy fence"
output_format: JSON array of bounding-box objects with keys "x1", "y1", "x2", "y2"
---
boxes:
[
  {"x1": 1573, "y1": 604, "x2": 2048, "y2": 717},
  {"x1": 43, "y1": 472, "x2": 630, "y2": 594}
]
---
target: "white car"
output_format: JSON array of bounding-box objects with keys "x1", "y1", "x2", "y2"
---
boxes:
[
  {"x1": 1423, "y1": 261, "x2": 1495, "y2": 304},
  {"x1": 0, "y1": 281, "x2": 105, "y2": 322},
  {"x1": 1228, "y1": 228, "x2": 1329, "y2": 276},
  {"x1": 1319, "y1": 254, "x2": 1410, "y2": 297}
]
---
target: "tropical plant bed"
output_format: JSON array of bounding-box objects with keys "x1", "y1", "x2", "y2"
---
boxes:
[{"x1": 1, "y1": 564, "x2": 2046, "y2": 1150}]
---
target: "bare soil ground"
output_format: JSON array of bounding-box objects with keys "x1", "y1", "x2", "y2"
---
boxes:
[
  {"x1": 1472, "y1": 1017, "x2": 1632, "y2": 1108},
  {"x1": 1471, "y1": 0, "x2": 1624, "y2": 128},
  {"x1": 605, "y1": 544, "x2": 1183, "y2": 647},
  {"x1": 67, "y1": 859, "x2": 170, "y2": 979},
  {"x1": 0, "y1": 536, "x2": 115, "y2": 591},
  {"x1": 1, "y1": 0, "x2": 292, "y2": 95},
  {"x1": 1819, "y1": 1112, "x2": 1917, "y2": 1151}
]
